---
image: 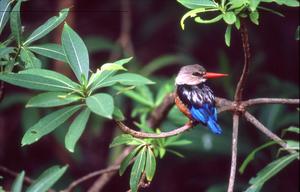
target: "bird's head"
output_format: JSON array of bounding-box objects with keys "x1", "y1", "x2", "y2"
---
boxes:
[{"x1": 175, "y1": 64, "x2": 228, "y2": 85}]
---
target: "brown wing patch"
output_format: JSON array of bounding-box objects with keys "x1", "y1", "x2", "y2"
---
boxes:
[{"x1": 175, "y1": 95, "x2": 192, "y2": 119}]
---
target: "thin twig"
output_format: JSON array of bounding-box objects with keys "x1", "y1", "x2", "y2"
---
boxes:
[
  {"x1": 116, "y1": 121, "x2": 194, "y2": 138},
  {"x1": 227, "y1": 114, "x2": 239, "y2": 192},
  {"x1": 243, "y1": 98, "x2": 300, "y2": 107},
  {"x1": 234, "y1": 20, "x2": 251, "y2": 102},
  {"x1": 243, "y1": 111, "x2": 296, "y2": 154},
  {"x1": 62, "y1": 165, "x2": 120, "y2": 192}
]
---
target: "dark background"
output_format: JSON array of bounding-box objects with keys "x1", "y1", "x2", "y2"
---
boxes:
[{"x1": 0, "y1": 0, "x2": 299, "y2": 191}]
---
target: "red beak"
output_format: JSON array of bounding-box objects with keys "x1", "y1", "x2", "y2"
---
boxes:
[{"x1": 204, "y1": 72, "x2": 228, "y2": 79}]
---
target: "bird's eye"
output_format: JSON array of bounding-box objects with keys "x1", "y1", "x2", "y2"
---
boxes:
[{"x1": 192, "y1": 72, "x2": 202, "y2": 76}]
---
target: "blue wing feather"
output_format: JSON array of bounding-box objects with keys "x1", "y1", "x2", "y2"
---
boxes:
[{"x1": 190, "y1": 104, "x2": 222, "y2": 134}]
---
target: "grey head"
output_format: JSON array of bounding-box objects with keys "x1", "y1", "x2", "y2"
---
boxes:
[{"x1": 175, "y1": 64, "x2": 207, "y2": 85}]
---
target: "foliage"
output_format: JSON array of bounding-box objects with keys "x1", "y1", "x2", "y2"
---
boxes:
[{"x1": 178, "y1": 0, "x2": 299, "y2": 46}]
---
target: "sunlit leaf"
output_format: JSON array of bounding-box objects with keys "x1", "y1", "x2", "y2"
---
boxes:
[
  {"x1": 110, "y1": 134, "x2": 145, "y2": 148},
  {"x1": 225, "y1": 25, "x2": 232, "y2": 47},
  {"x1": 223, "y1": 12, "x2": 236, "y2": 25},
  {"x1": 250, "y1": 10, "x2": 259, "y2": 25}
]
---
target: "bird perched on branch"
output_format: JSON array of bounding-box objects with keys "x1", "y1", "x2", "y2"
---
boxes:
[{"x1": 175, "y1": 64, "x2": 228, "y2": 134}]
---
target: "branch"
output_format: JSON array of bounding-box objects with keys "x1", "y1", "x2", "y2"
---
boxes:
[
  {"x1": 116, "y1": 121, "x2": 194, "y2": 138},
  {"x1": 234, "y1": 20, "x2": 251, "y2": 102},
  {"x1": 243, "y1": 98, "x2": 300, "y2": 107},
  {"x1": 227, "y1": 114, "x2": 239, "y2": 192},
  {"x1": 243, "y1": 111, "x2": 296, "y2": 154},
  {"x1": 62, "y1": 165, "x2": 120, "y2": 192}
]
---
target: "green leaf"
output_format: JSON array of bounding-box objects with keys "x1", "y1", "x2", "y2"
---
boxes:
[
  {"x1": 100, "y1": 63, "x2": 127, "y2": 71},
  {"x1": 29, "y1": 44, "x2": 67, "y2": 62},
  {"x1": 21, "y1": 105, "x2": 81, "y2": 146},
  {"x1": 145, "y1": 147, "x2": 156, "y2": 181},
  {"x1": 86, "y1": 93, "x2": 114, "y2": 119},
  {"x1": 11, "y1": 171, "x2": 25, "y2": 192},
  {"x1": 245, "y1": 153, "x2": 299, "y2": 192},
  {"x1": 62, "y1": 23, "x2": 89, "y2": 82},
  {"x1": 282, "y1": 126, "x2": 300, "y2": 136},
  {"x1": 130, "y1": 147, "x2": 147, "y2": 192},
  {"x1": 250, "y1": 10, "x2": 259, "y2": 25},
  {"x1": 235, "y1": 17, "x2": 241, "y2": 29},
  {"x1": 194, "y1": 13, "x2": 223, "y2": 24},
  {"x1": 109, "y1": 134, "x2": 145, "y2": 148},
  {"x1": 10, "y1": 0, "x2": 22, "y2": 45},
  {"x1": 165, "y1": 139, "x2": 193, "y2": 147},
  {"x1": 20, "y1": 48, "x2": 42, "y2": 68},
  {"x1": 65, "y1": 108, "x2": 91, "y2": 152},
  {"x1": 225, "y1": 25, "x2": 232, "y2": 47},
  {"x1": 286, "y1": 140, "x2": 300, "y2": 150},
  {"x1": 223, "y1": 12, "x2": 237, "y2": 25},
  {"x1": 24, "y1": 8, "x2": 69, "y2": 45},
  {"x1": 26, "y1": 165, "x2": 68, "y2": 192},
  {"x1": 108, "y1": 73, "x2": 155, "y2": 86},
  {"x1": 239, "y1": 141, "x2": 277, "y2": 174},
  {"x1": 278, "y1": 0, "x2": 299, "y2": 7},
  {"x1": 0, "y1": 0, "x2": 13, "y2": 34},
  {"x1": 114, "y1": 86, "x2": 154, "y2": 107},
  {"x1": 119, "y1": 145, "x2": 144, "y2": 176},
  {"x1": 26, "y1": 92, "x2": 81, "y2": 108},
  {"x1": 0, "y1": 69, "x2": 79, "y2": 92},
  {"x1": 88, "y1": 57, "x2": 132, "y2": 91},
  {"x1": 177, "y1": 0, "x2": 218, "y2": 9},
  {"x1": 113, "y1": 107, "x2": 125, "y2": 121},
  {"x1": 250, "y1": 0, "x2": 261, "y2": 11}
]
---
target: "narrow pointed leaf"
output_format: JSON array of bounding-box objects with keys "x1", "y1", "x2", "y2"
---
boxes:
[
  {"x1": 26, "y1": 165, "x2": 68, "y2": 192},
  {"x1": 29, "y1": 44, "x2": 67, "y2": 62},
  {"x1": 11, "y1": 171, "x2": 25, "y2": 192},
  {"x1": 0, "y1": 69, "x2": 79, "y2": 91},
  {"x1": 86, "y1": 93, "x2": 114, "y2": 119},
  {"x1": 20, "y1": 48, "x2": 42, "y2": 68},
  {"x1": 62, "y1": 23, "x2": 89, "y2": 82},
  {"x1": 10, "y1": 0, "x2": 22, "y2": 45},
  {"x1": 130, "y1": 147, "x2": 147, "y2": 192},
  {"x1": 119, "y1": 145, "x2": 144, "y2": 176},
  {"x1": 24, "y1": 8, "x2": 69, "y2": 45},
  {"x1": 65, "y1": 108, "x2": 91, "y2": 152},
  {"x1": 0, "y1": 0, "x2": 13, "y2": 34},
  {"x1": 110, "y1": 134, "x2": 145, "y2": 148},
  {"x1": 88, "y1": 57, "x2": 132, "y2": 91},
  {"x1": 26, "y1": 92, "x2": 81, "y2": 108},
  {"x1": 250, "y1": 10, "x2": 259, "y2": 25},
  {"x1": 245, "y1": 153, "x2": 299, "y2": 192},
  {"x1": 225, "y1": 25, "x2": 232, "y2": 47},
  {"x1": 177, "y1": 0, "x2": 218, "y2": 9},
  {"x1": 145, "y1": 147, "x2": 156, "y2": 181},
  {"x1": 21, "y1": 105, "x2": 81, "y2": 146},
  {"x1": 106, "y1": 73, "x2": 154, "y2": 87}
]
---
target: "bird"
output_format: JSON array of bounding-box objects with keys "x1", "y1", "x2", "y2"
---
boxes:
[{"x1": 175, "y1": 64, "x2": 228, "y2": 134}]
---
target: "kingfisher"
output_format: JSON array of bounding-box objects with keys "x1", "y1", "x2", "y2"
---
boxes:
[{"x1": 175, "y1": 64, "x2": 228, "y2": 134}]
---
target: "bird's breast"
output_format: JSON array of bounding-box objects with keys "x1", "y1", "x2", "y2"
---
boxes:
[{"x1": 175, "y1": 94, "x2": 192, "y2": 119}]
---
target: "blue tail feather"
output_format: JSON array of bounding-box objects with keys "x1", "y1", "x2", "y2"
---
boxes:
[{"x1": 190, "y1": 105, "x2": 222, "y2": 134}]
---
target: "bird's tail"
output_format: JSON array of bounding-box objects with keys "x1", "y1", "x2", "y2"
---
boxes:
[{"x1": 207, "y1": 118, "x2": 222, "y2": 134}]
